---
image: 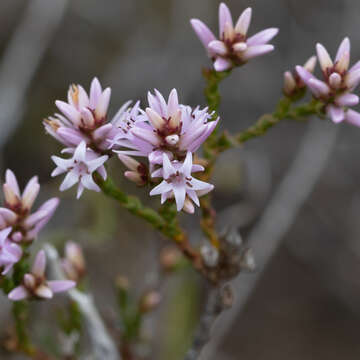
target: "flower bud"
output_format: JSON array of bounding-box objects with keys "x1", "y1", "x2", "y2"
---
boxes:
[
  {"x1": 62, "y1": 241, "x2": 86, "y2": 281},
  {"x1": 139, "y1": 290, "x2": 162, "y2": 313},
  {"x1": 283, "y1": 71, "x2": 297, "y2": 96},
  {"x1": 160, "y1": 246, "x2": 182, "y2": 271}
]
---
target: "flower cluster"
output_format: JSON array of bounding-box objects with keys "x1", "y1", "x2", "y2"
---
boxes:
[
  {"x1": 112, "y1": 89, "x2": 216, "y2": 212},
  {"x1": 8, "y1": 250, "x2": 75, "y2": 301},
  {"x1": 0, "y1": 170, "x2": 58, "y2": 274},
  {"x1": 191, "y1": 3, "x2": 278, "y2": 71},
  {"x1": 0, "y1": 170, "x2": 74, "y2": 301},
  {"x1": 283, "y1": 56, "x2": 317, "y2": 97},
  {"x1": 296, "y1": 38, "x2": 360, "y2": 126},
  {"x1": 47, "y1": 83, "x2": 216, "y2": 212}
]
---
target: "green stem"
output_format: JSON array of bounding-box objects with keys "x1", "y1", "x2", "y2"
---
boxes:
[
  {"x1": 94, "y1": 173, "x2": 184, "y2": 242},
  {"x1": 12, "y1": 301, "x2": 35, "y2": 356},
  {"x1": 210, "y1": 97, "x2": 324, "y2": 154},
  {"x1": 203, "y1": 68, "x2": 231, "y2": 114}
]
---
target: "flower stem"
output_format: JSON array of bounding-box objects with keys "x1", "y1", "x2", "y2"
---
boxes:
[
  {"x1": 12, "y1": 300, "x2": 35, "y2": 356},
  {"x1": 200, "y1": 68, "x2": 231, "y2": 248},
  {"x1": 94, "y1": 174, "x2": 183, "y2": 241},
  {"x1": 94, "y1": 174, "x2": 208, "y2": 277}
]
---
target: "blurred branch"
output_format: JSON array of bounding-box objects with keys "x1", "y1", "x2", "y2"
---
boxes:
[
  {"x1": 44, "y1": 244, "x2": 121, "y2": 360},
  {"x1": 201, "y1": 119, "x2": 339, "y2": 359},
  {"x1": 184, "y1": 285, "x2": 232, "y2": 360},
  {"x1": 0, "y1": 0, "x2": 69, "y2": 149}
]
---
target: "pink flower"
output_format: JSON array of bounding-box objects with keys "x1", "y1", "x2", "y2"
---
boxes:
[
  {"x1": 191, "y1": 3, "x2": 278, "y2": 71},
  {"x1": 114, "y1": 89, "x2": 218, "y2": 163},
  {"x1": 0, "y1": 227, "x2": 22, "y2": 275},
  {"x1": 0, "y1": 170, "x2": 59, "y2": 242},
  {"x1": 8, "y1": 250, "x2": 75, "y2": 301},
  {"x1": 283, "y1": 56, "x2": 317, "y2": 96},
  {"x1": 150, "y1": 152, "x2": 214, "y2": 212},
  {"x1": 61, "y1": 241, "x2": 86, "y2": 282},
  {"x1": 296, "y1": 37, "x2": 360, "y2": 126},
  {"x1": 117, "y1": 154, "x2": 149, "y2": 186},
  {"x1": 44, "y1": 77, "x2": 117, "y2": 153},
  {"x1": 51, "y1": 141, "x2": 108, "y2": 199}
]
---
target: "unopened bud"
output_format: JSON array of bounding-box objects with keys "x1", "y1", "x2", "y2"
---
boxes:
[
  {"x1": 168, "y1": 109, "x2": 182, "y2": 129},
  {"x1": 66, "y1": 242, "x2": 85, "y2": 272},
  {"x1": 165, "y1": 134, "x2": 179, "y2": 146},
  {"x1": 124, "y1": 171, "x2": 147, "y2": 186},
  {"x1": 3, "y1": 184, "x2": 20, "y2": 208},
  {"x1": 160, "y1": 246, "x2": 182, "y2": 271},
  {"x1": 283, "y1": 71, "x2": 297, "y2": 96},
  {"x1": 139, "y1": 290, "x2": 162, "y2": 313},
  {"x1": 118, "y1": 154, "x2": 141, "y2": 171},
  {"x1": 182, "y1": 197, "x2": 195, "y2": 214},
  {"x1": 303, "y1": 55, "x2": 317, "y2": 73}
]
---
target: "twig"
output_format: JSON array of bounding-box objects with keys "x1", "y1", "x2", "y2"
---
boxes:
[
  {"x1": 184, "y1": 285, "x2": 233, "y2": 360},
  {"x1": 200, "y1": 119, "x2": 338, "y2": 359},
  {"x1": 44, "y1": 244, "x2": 121, "y2": 360}
]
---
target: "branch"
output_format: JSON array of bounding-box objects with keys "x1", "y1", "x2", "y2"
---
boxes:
[
  {"x1": 184, "y1": 285, "x2": 233, "y2": 360},
  {"x1": 200, "y1": 119, "x2": 339, "y2": 359},
  {"x1": 44, "y1": 244, "x2": 121, "y2": 360}
]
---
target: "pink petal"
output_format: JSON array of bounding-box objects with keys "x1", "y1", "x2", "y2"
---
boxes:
[
  {"x1": 22, "y1": 176, "x2": 40, "y2": 210},
  {"x1": 32, "y1": 250, "x2": 46, "y2": 277},
  {"x1": 60, "y1": 171, "x2": 79, "y2": 191},
  {"x1": 219, "y1": 3, "x2": 233, "y2": 37},
  {"x1": 73, "y1": 141, "x2": 87, "y2": 162},
  {"x1": 247, "y1": 28, "x2": 279, "y2": 46},
  {"x1": 0, "y1": 208, "x2": 17, "y2": 224},
  {"x1": 5, "y1": 170, "x2": 20, "y2": 197},
  {"x1": 48, "y1": 280, "x2": 76, "y2": 293},
  {"x1": 81, "y1": 174, "x2": 100, "y2": 192},
  {"x1": 345, "y1": 109, "x2": 360, "y2": 127},
  {"x1": 89, "y1": 77, "x2": 102, "y2": 109},
  {"x1": 316, "y1": 43, "x2": 333, "y2": 73},
  {"x1": 57, "y1": 127, "x2": 88, "y2": 147},
  {"x1": 167, "y1": 89, "x2": 179, "y2": 117},
  {"x1": 213, "y1": 57, "x2": 232, "y2": 71},
  {"x1": 55, "y1": 101, "x2": 81, "y2": 127},
  {"x1": 149, "y1": 181, "x2": 173, "y2": 196},
  {"x1": 180, "y1": 151, "x2": 193, "y2": 177},
  {"x1": 95, "y1": 87, "x2": 111, "y2": 120},
  {"x1": 242, "y1": 44, "x2": 274, "y2": 61},
  {"x1": 8, "y1": 286, "x2": 29, "y2": 301},
  {"x1": 24, "y1": 210, "x2": 48, "y2": 228},
  {"x1": 208, "y1": 40, "x2": 228, "y2": 56},
  {"x1": 335, "y1": 37, "x2": 350, "y2": 63},
  {"x1": 234, "y1": 7, "x2": 252, "y2": 36},
  {"x1": 35, "y1": 285, "x2": 53, "y2": 299},
  {"x1": 131, "y1": 127, "x2": 160, "y2": 146},
  {"x1": 327, "y1": 105, "x2": 345, "y2": 123},
  {"x1": 335, "y1": 93, "x2": 359, "y2": 107},
  {"x1": 308, "y1": 78, "x2": 330, "y2": 97},
  {"x1": 190, "y1": 19, "x2": 216, "y2": 54},
  {"x1": 173, "y1": 184, "x2": 186, "y2": 211}
]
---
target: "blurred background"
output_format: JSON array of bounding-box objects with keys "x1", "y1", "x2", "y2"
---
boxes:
[{"x1": 1, "y1": 0, "x2": 360, "y2": 359}]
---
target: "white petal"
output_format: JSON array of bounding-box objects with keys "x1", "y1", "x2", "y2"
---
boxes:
[
  {"x1": 60, "y1": 171, "x2": 79, "y2": 191},
  {"x1": 150, "y1": 181, "x2": 173, "y2": 196}
]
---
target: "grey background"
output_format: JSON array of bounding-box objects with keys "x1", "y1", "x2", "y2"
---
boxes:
[{"x1": 1, "y1": 0, "x2": 360, "y2": 359}]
